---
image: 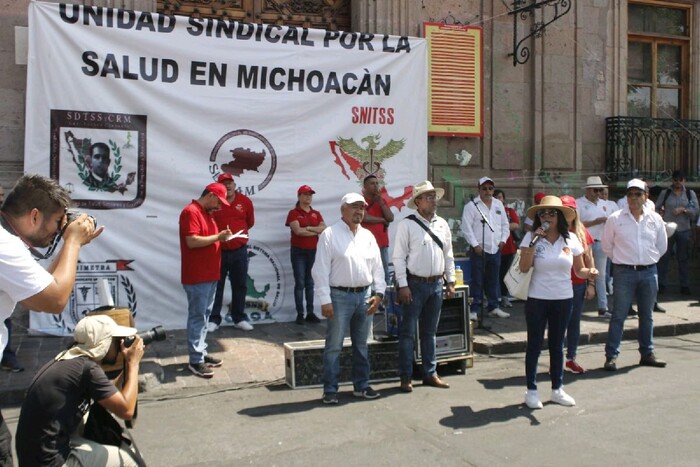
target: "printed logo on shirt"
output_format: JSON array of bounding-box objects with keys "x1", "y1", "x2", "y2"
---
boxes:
[{"x1": 208, "y1": 129, "x2": 278, "y2": 197}]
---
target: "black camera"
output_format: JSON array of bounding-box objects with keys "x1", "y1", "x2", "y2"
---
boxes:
[
  {"x1": 66, "y1": 209, "x2": 97, "y2": 229},
  {"x1": 123, "y1": 325, "x2": 167, "y2": 348}
]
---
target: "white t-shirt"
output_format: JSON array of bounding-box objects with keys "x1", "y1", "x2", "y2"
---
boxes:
[
  {"x1": 0, "y1": 228, "x2": 53, "y2": 353},
  {"x1": 520, "y1": 232, "x2": 583, "y2": 300}
]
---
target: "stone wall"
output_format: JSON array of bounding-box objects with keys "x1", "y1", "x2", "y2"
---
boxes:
[{"x1": 0, "y1": 0, "x2": 622, "y2": 219}]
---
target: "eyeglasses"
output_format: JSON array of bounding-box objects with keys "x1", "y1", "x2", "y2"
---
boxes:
[
  {"x1": 480, "y1": 186, "x2": 495, "y2": 192},
  {"x1": 626, "y1": 191, "x2": 644, "y2": 198},
  {"x1": 537, "y1": 209, "x2": 558, "y2": 218},
  {"x1": 593, "y1": 188, "x2": 604, "y2": 193}
]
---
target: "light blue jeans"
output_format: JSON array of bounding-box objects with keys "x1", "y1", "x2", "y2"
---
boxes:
[
  {"x1": 398, "y1": 278, "x2": 443, "y2": 380},
  {"x1": 591, "y1": 241, "x2": 609, "y2": 310},
  {"x1": 183, "y1": 281, "x2": 217, "y2": 365},
  {"x1": 605, "y1": 265, "x2": 657, "y2": 358},
  {"x1": 322, "y1": 288, "x2": 372, "y2": 394}
]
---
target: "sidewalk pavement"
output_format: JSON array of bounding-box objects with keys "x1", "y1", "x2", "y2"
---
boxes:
[{"x1": 2, "y1": 292, "x2": 699, "y2": 405}]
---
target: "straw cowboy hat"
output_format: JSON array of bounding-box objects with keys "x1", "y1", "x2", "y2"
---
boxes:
[
  {"x1": 526, "y1": 195, "x2": 577, "y2": 223},
  {"x1": 583, "y1": 176, "x2": 607, "y2": 189},
  {"x1": 56, "y1": 315, "x2": 136, "y2": 361},
  {"x1": 408, "y1": 180, "x2": 445, "y2": 209}
]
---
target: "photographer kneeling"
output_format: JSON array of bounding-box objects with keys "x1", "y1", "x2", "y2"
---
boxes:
[{"x1": 16, "y1": 315, "x2": 145, "y2": 467}]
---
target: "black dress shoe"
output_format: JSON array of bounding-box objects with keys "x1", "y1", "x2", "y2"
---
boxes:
[
  {"x1": 653, "y1": 302, "x2": 666, "y2": 313},
  {"x1": 640, "y1": 353, "x2": 666, "y2": 368},
  {"x1": 305, "y1": 312, "x2": 321, "y2": 323},
  {"x1": 399, "y1": 379, "x2": 413, "y2": 393},
  {"x1": 628, "y1": 307, "x2": 638, "y2": 317},
  {"x1": 295, "y1": 314, "x2": 305, "y2": 325}
]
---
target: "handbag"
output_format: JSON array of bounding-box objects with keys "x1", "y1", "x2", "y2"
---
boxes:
[{"x1": 504, "y1": 249, "x2": 532, "y2": 301}]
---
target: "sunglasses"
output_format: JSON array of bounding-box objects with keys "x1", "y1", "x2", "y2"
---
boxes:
[
  {"x1": 480, "y1": 185, "x2": 495, "y2": 191},
  {"x1": 593, "y1": 188, "x2": 604, "y2": 193},
  {"x1": 538, "y1": 209, "x2": 559, "y2": 218},
  {"x1": 626, "y1": 191, "x2": 644, "y2": 198}
]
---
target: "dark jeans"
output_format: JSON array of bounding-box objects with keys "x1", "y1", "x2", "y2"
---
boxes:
[
  {"x1": 470, "y1": 250, "x2": 501, "y2": 312},
  {"x1": 525, "y1": 297, "x2": 572, "y2": 390},
  {"x1": 211, "y1": 246, "x2": 249, "y2": 324},
  {"x1": 398, "y1": 278, "x2": 444, "y2": 380},
  {"x1": 291, "y1": 246, "x2": 316, "y2": 314},
  {"x1": 566, "y1": 282, "x2": 586, "y2": 360},
  {"x1": 0, "y1": 411, "x2": 12, "y2": 467},
  {"x1": 658, "y1": 229, "x2": 690, "y2": 288}
]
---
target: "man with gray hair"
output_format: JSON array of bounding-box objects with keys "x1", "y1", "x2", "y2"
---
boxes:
[{"x1": 312, "y1": 193, "x2": 386, "y2": 404}]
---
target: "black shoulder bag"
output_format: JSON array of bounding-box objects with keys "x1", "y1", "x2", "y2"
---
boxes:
[{"x1": 406, "y1": 214, "x2": 443, "y2": 250}]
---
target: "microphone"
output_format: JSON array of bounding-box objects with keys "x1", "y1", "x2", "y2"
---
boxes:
[{"x1": 529, "y1": 221, "x2": 550, "y2": 247}]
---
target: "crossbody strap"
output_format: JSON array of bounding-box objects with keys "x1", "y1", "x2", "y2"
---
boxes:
[{"x1": 407, "y1": 215, "x2": 443, "y2": 250}]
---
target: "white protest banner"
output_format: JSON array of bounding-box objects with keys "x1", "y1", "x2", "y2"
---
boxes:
[{"x1": 25, "y1": 1, "x2": 427, "y2": 334}]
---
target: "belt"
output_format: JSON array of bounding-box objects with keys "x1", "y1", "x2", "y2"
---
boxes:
[
  {"x1": 407, "y1": 273, "x2": 443, "y2": 283},
  {"x1": 331, "y1": 285, "x2": 370, "y2": 293},
  {"x1": 614, "y1": 263, "x2": 653, "y2": 271}
]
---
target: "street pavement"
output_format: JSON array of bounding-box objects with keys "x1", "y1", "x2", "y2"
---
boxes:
[
  {"x1": 1, "y1": 289, "x2": 699, "y2": 405},
  {"x1": 4, "y1": 333, "x2": 699, "y2": 466}
]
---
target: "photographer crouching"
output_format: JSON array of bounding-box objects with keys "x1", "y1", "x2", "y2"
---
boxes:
[{"x1": 16, "y1": 315, "x2": 145, "y2": 467}]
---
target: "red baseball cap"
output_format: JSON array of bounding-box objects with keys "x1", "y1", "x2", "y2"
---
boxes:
[
  {"x1": 297, "y1": 185, "x2": 316, "y2": 195},
  {"x1": 206, "y1": 183, "x2": 230, "y2": 206},
  {"x1": 560, "y1": 194, "x2": 577, "y2": 209},
  {"x1": 217, "y1": 173, "x2": 234, "y2": 183},
  {"x1": 534, "y1": 192, "x2": 546, "y2": 204}
]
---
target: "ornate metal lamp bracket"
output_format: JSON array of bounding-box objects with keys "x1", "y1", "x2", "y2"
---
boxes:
[{"x1": 507, "y1": 0, "x2": 572, "y2": 66}]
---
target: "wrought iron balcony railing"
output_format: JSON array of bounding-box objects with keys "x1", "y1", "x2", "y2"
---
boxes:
[{"x1": 605, "y1": 116, "x2": 700, "y2": 182}]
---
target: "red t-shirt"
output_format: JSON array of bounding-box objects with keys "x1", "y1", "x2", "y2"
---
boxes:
[
  {"x1": 361, "y1": 195, "x2": 389, "y2": 248},
  {"x1": 501, "y1": 206, "x2": 520, "y2": 255},
  {"x1": 179, "y1": 201, "x2": 221, "y2": 284},
  {"x1": 213, "y1": 192, "x2": 254, "y2": 251},
  {"x1": 285, "y1": 205, "x2": 324, "y2": 250},
  {"x1": 571, "y1": 228, "x2": 594, "y2": 285}
]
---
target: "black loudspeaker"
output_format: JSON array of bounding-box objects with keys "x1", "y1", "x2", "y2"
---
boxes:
[{"x1": 284, "y1": 339, "x2": 399, "y2": 389}]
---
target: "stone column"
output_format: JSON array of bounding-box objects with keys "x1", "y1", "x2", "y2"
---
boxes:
[{"x1": 351, "y1": 0, "x2": 423, "y2": 37}]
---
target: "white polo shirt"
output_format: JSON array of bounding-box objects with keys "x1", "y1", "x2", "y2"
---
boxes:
[{"x1": 520, "y1": 232, "x2": 583, "y2": 300}]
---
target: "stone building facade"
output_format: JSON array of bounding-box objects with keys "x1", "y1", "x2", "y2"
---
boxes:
[{"x1": 2, "y1": 0, "x2": 699, "y2": 225}]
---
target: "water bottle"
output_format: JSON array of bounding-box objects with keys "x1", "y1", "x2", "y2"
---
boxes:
[{"x1": 455, "y1": 265, "x2": 464, "y2": 286}]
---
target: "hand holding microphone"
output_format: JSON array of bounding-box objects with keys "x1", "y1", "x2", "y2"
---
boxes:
[{"x1": 529, "y1": 221, "x2": 550, "y2": 247}]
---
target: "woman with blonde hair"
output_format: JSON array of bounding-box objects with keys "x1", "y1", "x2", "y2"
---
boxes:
[{"x1": 560, "y1": 195, "x2": 596, "y2": 374}]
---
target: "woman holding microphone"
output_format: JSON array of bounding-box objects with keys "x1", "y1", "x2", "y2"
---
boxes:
[{"x1": 519, "y1": 196, "x2": 598, "y2": 409}]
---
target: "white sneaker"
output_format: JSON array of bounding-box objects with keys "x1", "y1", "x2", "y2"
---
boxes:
[
  {"x1": 489, "y1": 308, "x2": 510, "y2": 318},
  {"x1": 501, "y1": 297, "x2": 513, "y2": 308},
  {"x1": 469, "y1": 312, "x2": 478, "y2": 321},
  {"x1": 234, "y1": 320, "x2": 253, "y2": 331},
  {"x1": 206, "y1": 321, "x2": 219, "y2": 333},
  {"x1": 525, "y1": 389, "x2": 543, "y2": 409},
  {"x1": 551, "y1": 388, "x2": 576, "y2": 406}
]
